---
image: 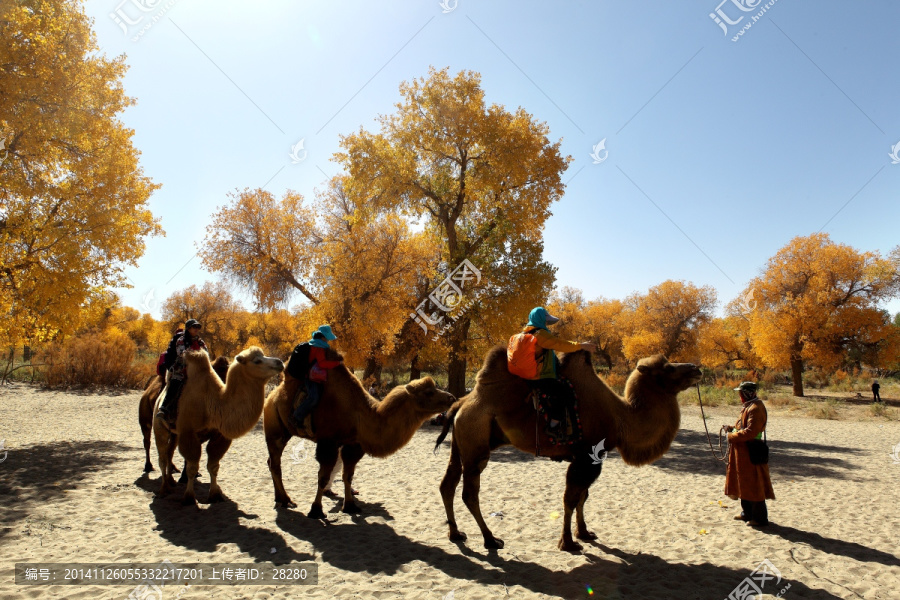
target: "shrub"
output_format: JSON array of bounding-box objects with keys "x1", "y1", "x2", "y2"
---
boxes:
[
  {"x1": 808, "y1": 397, "x2": 841, "y2": 420},
  {"x1": 41, "y1": 328, "x2": 150, "y2": 389}
]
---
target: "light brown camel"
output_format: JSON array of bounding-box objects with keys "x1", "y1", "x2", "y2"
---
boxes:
[
  {"x1": 139, "y1": 356, "x2": 229, "y2": 473},
  {"x1": 263, "y1": 351, "x2": 455, "y2": 519},
  {"x1": 153, "y1": 347, "x2": 284, "y2": 504},
  {"x1": 435, "y1": 347, "x2": 701, "y2": 552}
]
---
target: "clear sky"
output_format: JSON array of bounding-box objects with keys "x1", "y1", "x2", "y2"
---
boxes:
[{"x1": 84, "y1": 0, "x2": 900, "y2": 318}]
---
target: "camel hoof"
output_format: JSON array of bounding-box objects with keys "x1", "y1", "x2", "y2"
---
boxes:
[
  {"x1": 207, "y1": 492, "x2": 225, "y2": 504},
  {"x1": 576, "y1": 529, "x2": 598, "y2": 541},
  {"x1": 484, "y1": 537, "x2": 504, "y2": 550},
  {"x1": 307, "y1": 504, "x2": 327, "y2": 520},
  {"x1": 448, "y1": 531, "x2": 467, "y2": 542},
  {"x1": 181, "y1": 496, "x2": 197, "y2": 507},
  {"x1": 558, "y1": 538, "x2": 582, "y2": 553},
  {"x1": 341, "y1": 502, "x2": 362, "y2": 514},
  {"x1": 143, "y1": 462, "x2": 154, "y2": 473},
  {"x1": 171, "y1": 466, "x2": 181, "y2": 473},
  {"x1": 177, "y1": 471, "x2": 188, "y2": 484},
  {"x1": 276, "y1": 500, "x2": 298, "y2": 509}
]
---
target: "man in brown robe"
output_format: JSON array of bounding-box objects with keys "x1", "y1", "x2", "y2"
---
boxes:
[{"x1": 724, "y1": 381, "x2": 775, "y2": 527}]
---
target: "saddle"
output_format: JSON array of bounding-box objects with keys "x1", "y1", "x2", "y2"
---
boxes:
[{"x1": 529, "y1": 378, "x2": 582, "y2": 446}]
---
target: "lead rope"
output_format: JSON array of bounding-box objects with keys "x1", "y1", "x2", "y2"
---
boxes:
[{"x1": 697, "y1": 384, "x2": 729, "y2": 463}]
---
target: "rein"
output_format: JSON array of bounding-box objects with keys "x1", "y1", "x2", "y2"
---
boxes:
[{"x1": 697, "y1": 384, "x2": 728, "y2": 463}]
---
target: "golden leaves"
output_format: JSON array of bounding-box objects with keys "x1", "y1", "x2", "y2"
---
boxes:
[{"x1": 0, "y1": 1, "x2": 161, "y2": 345}]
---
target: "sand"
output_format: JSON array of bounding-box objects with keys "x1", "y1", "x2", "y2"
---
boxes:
[{"x1": 1, "y1": 382, "x2": 898, "y2": 599}]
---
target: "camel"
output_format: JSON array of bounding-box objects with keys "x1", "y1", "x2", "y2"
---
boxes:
[
  {"x1": 153, "y1": 347, "x2": 284, "y2": 505},
  {"x1": 263, "y1": 351, "x2": 456, "y2": 518},
  {"x1": 139, "y1": 356, "x2": 229, "y2": 473},
  {"x1": 435, "y1": 347, "x2": 702, "y2": 552}
]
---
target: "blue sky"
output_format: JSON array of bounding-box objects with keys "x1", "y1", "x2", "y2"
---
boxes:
[{"x1": 84, "y1": 0, "x2": 900, "y2": 317}]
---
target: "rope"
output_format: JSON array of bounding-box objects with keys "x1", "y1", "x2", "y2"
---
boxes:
[{"x1": 697, "y1": 384, "x2": 729, "y2": 463}]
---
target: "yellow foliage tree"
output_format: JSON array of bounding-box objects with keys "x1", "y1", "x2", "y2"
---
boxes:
[
  {"x1": 745, "y1": 234, "x2": 900, "y2": 396},
  {"x1": 621, "y1": 280, "x2": 717, "y2": 364},
  {"x1": 0, "y1": 0, "x2": 161, "y2": 346},
  {"x1": 336, "y1": 67, "x2": 568, "y2": 395},
  {"x1": 160, "y1": 282, "x2": 243, "y2": 358}
]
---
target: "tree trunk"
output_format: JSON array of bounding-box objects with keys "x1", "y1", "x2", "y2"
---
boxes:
[
  {"x1": 362, "y1": 355, "x2": 382, "y2": 383},
  {"x1": 791, "y1": 356, "x2": 804, "y2": 397},
  {"x1": 409, "y1": 353, "x2": 421, "y2": 381},
  {"x1": 446, "y1": 317, "x2": 471, "y2": 398}
]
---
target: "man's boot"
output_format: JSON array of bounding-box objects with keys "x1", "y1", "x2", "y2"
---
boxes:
[{"x1": 156, "y1": 378, "x2": 184, "y2": 427}]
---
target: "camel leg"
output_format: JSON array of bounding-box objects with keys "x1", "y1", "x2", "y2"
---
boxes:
[
  {"x1": 307, "y1": 441, "x2": 339, "y2": 520},
  {"x1": 575, "y1": 489, "x2": 598, "y2": 541},
  {"x1": 440, "y1": 436, "x2": 467, "y2": 541},
  {"x1": 142, "y1": 420, "x2": 154, "y2": 472},
  {"x1": 265, "y1": 424, "x2": 295, "y2": 509},
  {"x1": 461, "y1": 454, "x2": 502, "y2": 549},
  {"x1": 559, "y1": 456, "x2": 603, "y2": 552},
  {"x1": 205, "y1": 433, "x2": 232, "y2": 503},
  {"x1": 179, "y1": 433, "x2": 202, "y2": 506},
  {"x1": 338, "y1": 444, "x2": 365, "y2": 514},
  {"x1": 154, "y1": 425, "x2": 176, "y2": 496}
]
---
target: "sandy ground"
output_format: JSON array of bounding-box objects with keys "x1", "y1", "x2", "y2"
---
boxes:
[{"x1": 1, "y1": 382, "x2": 898, "y2": 600}]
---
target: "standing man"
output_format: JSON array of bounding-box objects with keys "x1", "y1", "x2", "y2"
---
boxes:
[
  {"x1": 872, "y1": 380, "x2": 881, "y2": 403},
  {"x1": 723, "y1": 381, "x2": 775, "y2": 527}
]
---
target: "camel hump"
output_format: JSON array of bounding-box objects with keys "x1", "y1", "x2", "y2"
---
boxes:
[{"x1": 477, "y1": 346, "x2": 511, "y2": 380}]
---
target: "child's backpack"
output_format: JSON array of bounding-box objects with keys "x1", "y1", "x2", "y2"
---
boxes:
[
  {"x1": 286, "y1": 342, "x2": 312, "y2": 381},
  {"x1": 507, "y1": 331, "x2": 542, "y2": 379}
]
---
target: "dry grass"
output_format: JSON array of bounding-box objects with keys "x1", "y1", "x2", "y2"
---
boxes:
[
  {"x1": 40, "y1": 329, "x2": 150, "y2": 389},
  {"x1": 807, "y1": 397, "x2": 842, "y2": 420}
]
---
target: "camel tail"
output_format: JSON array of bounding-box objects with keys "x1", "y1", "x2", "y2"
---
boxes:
[{"x1": 433, "y1": 399, "x2": 464, "y2": 454}]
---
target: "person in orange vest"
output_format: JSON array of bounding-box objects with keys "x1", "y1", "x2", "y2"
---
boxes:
[{"x1": 510, "y1": 307, "x2": 596, "y2": 438}]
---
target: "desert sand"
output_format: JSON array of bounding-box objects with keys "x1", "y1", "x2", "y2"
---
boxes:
[{"x1": 1, "y1": 382, "x2": 898, "y2": 599}]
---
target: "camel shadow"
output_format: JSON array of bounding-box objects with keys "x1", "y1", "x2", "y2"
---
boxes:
[
  {"x1": 273, "y1": 514, "x2": 844, "y2": 599},
  {"x1": 323, "y1": 498, "x2": 395, "y2": 522},
  {"x1": 141, "y1": 477, "x2": 311, "y2": 564},
  {"x1": 0, "y1": 440, "x2": 128, "y2": 537},
  {"x1": 653, "y1": 429, "x2": 866, "y2": 480},
  {"x1": 765, "y1": 524, "x2": 900, "y2": 567}
]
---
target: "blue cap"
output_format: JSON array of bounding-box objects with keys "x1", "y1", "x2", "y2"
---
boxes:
[{"x1": 315, "y1": 325, "x2": 337, "y2": 341}]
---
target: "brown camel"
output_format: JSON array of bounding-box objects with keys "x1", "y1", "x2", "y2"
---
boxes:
[
  {"x1": 153, "y1": 347, "x2": 284, "y2": 505},
  {"x1": 139, "y1": 356, "x2": 229, "y2": 473},
  {"x1": 435, "y1": 348, "x2": 701, "y2": 552},
  {"x1": 263, "y1": 353, "x2": 455, "y2": 519}
]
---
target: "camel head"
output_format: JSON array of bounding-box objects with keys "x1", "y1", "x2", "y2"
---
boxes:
[
  {"x1": 625, "y1": 354, "x2": 702, "y2": 399},
  {"x1": 403, "y1": 376, "x2": 456, "y2": 415},
  {"x1": 231, "y1": 346, "x2": 285, "y2": 380}
]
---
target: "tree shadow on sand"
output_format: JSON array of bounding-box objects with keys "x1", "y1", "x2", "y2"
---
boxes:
[
  {"x1": 135, "y1": 476, "x2": 312, "y2": 564},
  {"x1": 273, "y1": 513, "x2": 844, "y2": 599},
  {"x1": 765, "y1": 524, "x2": 899, "y2": 568},
  {"x1": 0, "y1": 440, "x2": 128, "y2": 538},
  {"x1": 652, "y1": 429, "x2": 867, "y2": 481}
]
